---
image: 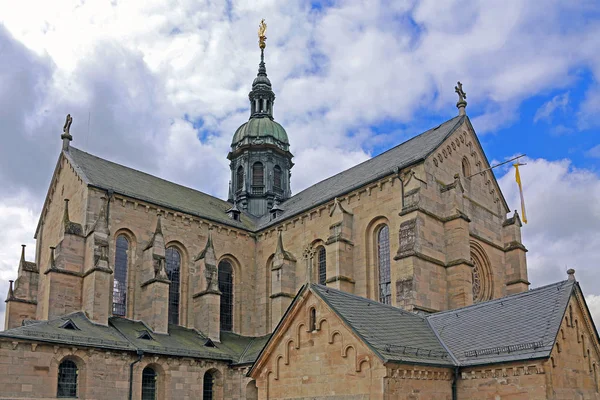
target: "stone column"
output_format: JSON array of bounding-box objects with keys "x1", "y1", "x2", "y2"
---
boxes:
[
  {"x1": 502, "y1": 210, "x2": 529, "y2": 295},
  {"x1": 325, "y1": 198, "x2": 355, "y2": 292},
  {"x1": 270, "y1": 230, "x2": 296, "y2": 331},
  {"x1": 138, "y1": 215, "x2": 170, "y2": 334},
  {"x1": 192, "y1": 229, "x2": 222, "y2": 342}
]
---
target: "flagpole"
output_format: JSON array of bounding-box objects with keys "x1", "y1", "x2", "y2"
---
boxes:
[{"x1": 465, "y1": 154, "x2": 526, "y2": 179}]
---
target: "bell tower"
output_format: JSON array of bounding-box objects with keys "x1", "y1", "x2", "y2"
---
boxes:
[{"x1": 227, "y1": 19, "x2": 293, "y2": 217}]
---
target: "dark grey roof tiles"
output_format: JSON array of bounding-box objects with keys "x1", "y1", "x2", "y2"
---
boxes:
[
  {"x1": 256, "y1": 116, "x2": 464, "y2": 229},
  {"x1": 311, "y1": 284, "x2": 453, "y2": 365},
  {"x1": 65, "y1": 147, "x2": 257, "y2": 230},
  {"x1": 427, "y1": 280, "x2": 574, "y2": 366},
  {"x1": 63, "y1": 116, "x2": 464, "y2": 232}
]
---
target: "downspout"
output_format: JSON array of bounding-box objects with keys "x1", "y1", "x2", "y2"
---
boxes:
[
  {"x1": 452, "y1": 366, "x2": 459, "y2": 400},
  {"x1": 106, "y1": 189, "x2": 114, "y2": 223},
  {"x1": 128, "y1": 350, "x2": 144, "y2": 400}
]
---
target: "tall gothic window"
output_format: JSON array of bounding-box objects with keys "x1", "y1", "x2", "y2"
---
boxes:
[
  {"x1": 57, "y1": 359, "x2": 78, "y2": 398},
  {"x1": 273, "y1": 165, "x2": 282, "y2": 192},
  {"x1": 236, "y1": 166, "x2": 244, "y2": 192},
  {"x1": 317, "y1": 246, "x2": 326, "y2": 285},
  {"x1": 462, "y1": 157, "x2": 471, "y2": 177},
  {"x1": 165, "y1": 247, "x2": 181, "y2": 325},
  {"x1": 252, "y1": 162, "x2": 264, "y2": 187},
  {"x1": 218, "y1": 260, "x2": 234, "y2": 331},
  {"x1": 141, "y1": 367, "x2": 157, "y2": 400},
  {"x1": 471, "y1": 242, "x2": 493, "y2": 303},
  {"x1": 377, "y1": 225, "x2": 391, "y2": 305},
  {"x1": 203, "y1": 371, "x2": 215, "y2": 400},
  {"x1": 113, "y1": 235, "x2": 129, "y2": 316}
]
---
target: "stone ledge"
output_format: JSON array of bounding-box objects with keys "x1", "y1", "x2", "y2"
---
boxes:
[
  {"x1": 4, "y1": 297, "x2": 37, "y2": 305},
  {"x1": 270, "y1": 292, "x2": 295, "y2": 299},
  {"x1": 504, "y1": 241, "x2": 528, "y2": 252},
  {"x1": 43, "y1": 267, "x2": 82, "y2": 277},
  {"x1": 82, "y1": 266, "x2": 113, "y2": 278},
  {"x1": 141, "y1": 277, "x2": 171, "y2": 288},
  {"x1": 325, "y1": 275, "x2": 356, "y2": 284},
  {"x1": 325, "y1": 236, "x2": 354, "y2": 246},
  {"x1": 505, "y1": 278, "x2": 531, "y2": 286},
  {"x1": 192, "y1": 289, "x2": 221, "y2": 298}
]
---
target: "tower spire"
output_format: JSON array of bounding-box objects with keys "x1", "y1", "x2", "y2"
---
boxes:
[{"x1": 249, "y1": 19, "x2": 274, "y2": 119}]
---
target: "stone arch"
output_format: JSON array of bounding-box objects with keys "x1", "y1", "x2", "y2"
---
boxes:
[
  {"x1": 365, "y1": 216, "x2": 391, "y2": 302},
  {"x1": 317, "y1": 317, "x2": 328, "y2": 332},
  {"x1": 55, "y1": 354, "x2": 86, "y2": 399},
  {"x1": 275, "y1": 355, "x2": 284, "y2": 380},
  {"x1": 218, "y1": 254, "x2": 242, "y2": 332},
  {"x1": 202, "y1": 367, "x2": 223, "y2": 399},
  {"x1": 308, "y1": 306, "x2": 317, "y2": 332},
  {"x1": 165, "y1": 240, "x2": 189, "y2": 326},
  {"x1": 246, "y1": 380, "x2": 258, "y2": 400},
  {"x1": 311, "y1": 239, "x2": 327, "y2": 285},
  {"x1": 357, "y1": 356, "x2": 371, "y2": 372},
  {"x1": 470, "y1": 241, "x2": 493, "y2": 303},
  {"x1": 462, "y1": 156, "x2": 471, "y2": 177},
  {"x1": 285, "y1": 339, "x2": 295, "y2": 364},
  {"x1": 295, "y1": 323, "x2": 305, "y2": 348},
  {"x1": 112, "y1": 228, "x2": 137, "y2": 317}
]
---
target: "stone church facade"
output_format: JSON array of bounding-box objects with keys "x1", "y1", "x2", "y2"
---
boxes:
[{"x1": 2, "y1": 31, "x2": 599, "y2": 400}]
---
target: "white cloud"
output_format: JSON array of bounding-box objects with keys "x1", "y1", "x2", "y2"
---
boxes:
[
  {"x1": 498, "y1": 158, "x2": 600, "y2": 300},
  {"x1": 587, "y1": 295, "x2": 600, "y2": 327},
  {"x1": 533, "y1": 92, "x2": 569, "y2": 123}
]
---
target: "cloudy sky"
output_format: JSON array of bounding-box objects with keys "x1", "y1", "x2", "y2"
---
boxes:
[{"x1": 0, "y1": 0, "x2": 599, "y2": 329}]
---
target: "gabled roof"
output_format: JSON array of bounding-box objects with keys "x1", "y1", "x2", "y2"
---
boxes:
[
  {"x1": 58, "y1": 116, "x2": 465, "y2": 233},
  {"x1": 0, "y1": 312, "x2": 270, "y2": 364},
  {"x1": 311, "y1": 285, "x2": 453, "y2": 366},
  {"x1": 428, "y1": 279, "x2": 575, "y2": 366},
  {"x1": 252, "y1": 279, "x2": 582, "y2": 374},
  {"x1": 64, "y1": 147, "x2": 257, "y2": 230},
  {"x1": 257, "y1": 115, "x2": 465, "y2": 229}
]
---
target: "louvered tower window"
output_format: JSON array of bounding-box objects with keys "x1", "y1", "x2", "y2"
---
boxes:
[
  {"x1": 112, "y1": 235, "x2": 129, "y2": 316},
  {"x1": 165, "y1": 247, "x2": 181, "y2": 325},
  {"x1": 377, "y1": 225, "x2": 391, "y2": 305},
  {"x1": 252, "y1": 162, "x2": 264, "y2": 195},
  {"x1": 317, "y1": 246, "x2": 326, "y2": 285},
  {"x1": 218, "y1": 260, "x2": 234, "y2": 331},
  {"x1": 236, "y1": 166, "x2": 244, "y2": 192},
  {"x1": 141, "y1": 367, "x2": 157, "y2": 400},
  {"x1": 273, "y1": 165, "x2": 282, "y2": 192},
  {"x1": 57, "y1": 359, "x2": 78, "y2": 398}
]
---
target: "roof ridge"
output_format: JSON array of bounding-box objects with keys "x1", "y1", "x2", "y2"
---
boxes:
[
  {"x1": 428, "y1": 280, "x2": 572, "y2": 318},
  {"x1": 284, "y1": 116, "x2": 463, "y2": 202}
]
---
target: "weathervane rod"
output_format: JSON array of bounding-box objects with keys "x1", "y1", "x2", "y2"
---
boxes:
[{"x1": 465, "y1": 154, "x2": 526, "y2": 179}]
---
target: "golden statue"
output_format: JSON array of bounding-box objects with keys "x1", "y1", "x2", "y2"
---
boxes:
[{"x1": 258, "y1": 19, "x2": 267, "y2": 49}]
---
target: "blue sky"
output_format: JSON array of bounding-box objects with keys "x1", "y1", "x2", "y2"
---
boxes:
[{"x1": 0, "y1": 0, "x2": 599, "y2": 327}]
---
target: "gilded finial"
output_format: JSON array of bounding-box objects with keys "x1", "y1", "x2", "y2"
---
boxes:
[
  {"x1": 258, "y1": 19, "x2": 267, "y2": 49},
  {"x1": 455, "y1": 81, "x2": 467, "y2": 115}
]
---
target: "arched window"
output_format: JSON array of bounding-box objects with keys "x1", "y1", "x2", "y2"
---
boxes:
[
  {"x1": 57, "y1": 359, "x2": 78, "y2": 398},
  {"x1": 309, "y1": 307, "x2": 317, "y2": 331},
  {"x1": 141, "y1": 367, "x2": 157, "y2": 400},
  {"x1": 203, "y1": 371, "x2": 215, "y2": 400},
  {"x1": 113, "y1": 235, "x2": 129, "y2": 316},
  {"x1": 317, "y1": 246, "x2": 326, "y2": 285},
  {"x1": 593, "y1": 363, "x2": 598, "y2": 392},
  {"x1": 236, "y1": 166, "x2": 244, "y2": 192},
  {"x1": 165, "y1": 247, "x2": 181, "y2": 325},
  {"x1": 377, "y1": 225, "x2": 391, "y2": 305},
  {"x1": 252, "y1": 162, "x2": 264, "y2": 187},
  {"x1": 273, "y1": 165, "x2": 282, "y2": 192},
  {"x1": 471, "y1": 242, "x2": 493, "y2": 303},
  {"x1": 462, "y1": 156, "x2": 471, "y2": 177},
  {"x1": 218, "y1": 260, "x2": 234, "y2": 331}
]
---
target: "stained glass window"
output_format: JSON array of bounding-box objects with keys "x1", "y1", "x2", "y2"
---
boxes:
[
  {"x1": 377, "y1": 225, "x2": 391, "y2": 305},
  {"x1": 218, "y1": 261, "x2": 233, "y2": 331},
  {"x1": 166, "y1": 247, "x2": 181, "y2": 325},
  {"x1": 236, "y1": 166, "x2": 244, "y2": 192},
  {"x1": 273, "y1": 165, "x2": 282, "y2": 192},
  {"x1": 317, "y1": 246, "x2": 326, "y2": 285},
  {"x1": 112, "y1": 235, "x2": 129, "y2": 316},
  {"x1": 141, "y1": 367, "x2": 157, "y2": 400},
  {"x1": 472, "y1": 264, "x2": 482, "y2": 303},
  {"x1": 57, "y1": 359, "x2": 78, "y2": 398},
  {"x1": 203, "y1": 371, "x2": 214, "y2": 400}
]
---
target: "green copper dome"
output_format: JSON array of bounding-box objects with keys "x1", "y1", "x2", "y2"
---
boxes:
[{"x1": 231, "y1": 117, "x2": 289, "y2": 147}]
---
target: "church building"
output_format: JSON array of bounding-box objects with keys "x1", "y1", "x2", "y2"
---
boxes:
[{"x1": 2, "y1": 22, "x2": 599, "y2": 400}]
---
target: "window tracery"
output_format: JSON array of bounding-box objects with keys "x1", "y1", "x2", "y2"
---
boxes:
[
  {"x1": 218, "y1": 260, "x2": 234, "y2": 331},
  {"x1": 57, "y1": 359, "x2": 78, "y2": 398},
  {"x1": 317, "y1": 246, "x2": 326, "y2": 285},
  {"x1": 113, "y1": 235, "x2": 129, "y2": 316},
  {"x1": 470, "y1": 241, "x2": 493, "y2": 303},
  {"x1": 141, "y1": 367, "x2": 157, "y2": 400},
  {"x1": 377, "y1": 225, "x2": 391, "y2": 305},
  {"x1": 165, "y1": 247, "x2": 181, "y2": 325}
]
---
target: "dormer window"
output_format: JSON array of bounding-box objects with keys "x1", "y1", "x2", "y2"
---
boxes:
[
  {"x1": 60, "y1": 319, "x2": 80, "y2": 331},
  {"x1": 138, "y1": 330, "x2": 153, "y2": 340}
]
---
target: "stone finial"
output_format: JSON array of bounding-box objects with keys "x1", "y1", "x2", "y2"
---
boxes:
[
  {"x1": 155, "y1": 214, "x2": 163, "y2": 236},
  {"x1": 7, "y1": 280, "x2": 15, "y2": 300},
  {"x1": 49, "y1": 246, "x2": 56, "y2": 270},
  {"x1": 20, "y1": 245, "x2": 26, "y2": 263},
  {"x1": 61, "y1": 114, "x2": 73, "y2": 150},
  {"x1": 227, "y1": 180, "x2": 233, "y2": 202},
  {"x1": 455, "y1": 81, "x2": 467, "y2": 116},
  {"x1": 275, "y1": 229, "x2": 285, "y2": 256},
  {"x1": 567, "y1": 268, "x2": 576, "y2": 281},
  {"x1": 62, "y1": 199, "x2": 83, "y2": 235},
  {"x1": 92, "y1": 198, "x2": 109, "y2": 235}
]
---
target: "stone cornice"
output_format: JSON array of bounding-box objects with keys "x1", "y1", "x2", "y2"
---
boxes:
[
  {"x1": 140, "y1": 277, "x2": 170, "y2": 288},
  {"x1": 4, "y1": 297, "x2": 37, "y2": 305},
  {"x1": 505, "y1": 278, "x2": 530, "y2": 286},
  {"x1": 82, "y1": 266, "x2": 113, "y2": 278},
  {"x1": 192, "y1": 289, "x2": 222, "y2": 299},
  {"x1": 43, "y1": 267, "x2": 82, "y2": 277}
]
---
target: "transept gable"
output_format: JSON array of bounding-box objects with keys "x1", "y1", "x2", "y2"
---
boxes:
[{"x1": 425, "y1": 117, "x2": 510, "y2": 216}]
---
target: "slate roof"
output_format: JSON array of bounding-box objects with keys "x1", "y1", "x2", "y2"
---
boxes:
[
  {"x1": 256, "y1": 115, "x2": 465, "y2": 229},
  {"x1": 253, "y1": 280, "x2": 577, "y2": 371},
  {"x1": 311, "y1": 285, "x2": 454, "y2": 366},
  {"x1": 428, "y1": 279, "x2": 575, "y2": 366},
  {"x1": 0, "y1": 312, "x2": 270, "y2": 364},
  {"x1": 62, "y1": 116, "x2": 465, "y2": 233},
  {"x1": 65, "y1": 147, "x2": 257, "y2": 230}
]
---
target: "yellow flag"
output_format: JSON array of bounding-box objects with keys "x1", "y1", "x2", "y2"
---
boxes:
[{"x1": 513, "y1": 163, "x2": 527, "y2": 224}]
